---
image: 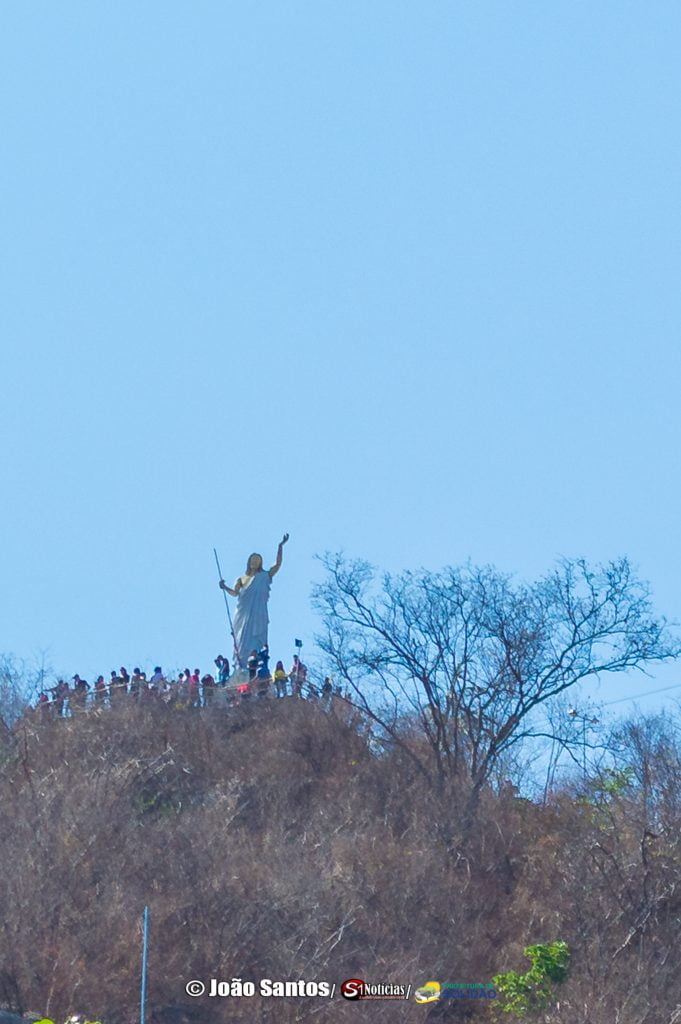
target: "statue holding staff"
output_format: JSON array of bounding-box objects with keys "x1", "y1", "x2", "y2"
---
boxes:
[{"x1": 219, "y1": 534, "x2": 289, "y2": 669}]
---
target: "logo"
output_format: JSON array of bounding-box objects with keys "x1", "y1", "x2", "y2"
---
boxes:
[
  {"x1": 340, "y1": 979, "x2": 364, "y2": 1001},
  {"x1": 414, "y1": 981, "x2": 497, "y2": 1002},
  {"x1": 414, "y1": 981, "x2": 440, "y2": 1004},
  {"x1": 340, "y1": 979, "x2": 409, "y2": 1001}
]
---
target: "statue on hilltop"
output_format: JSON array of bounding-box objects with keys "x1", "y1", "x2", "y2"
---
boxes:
[{"x1": 219, "y1": 534, "x2": 289, "y2": 670}]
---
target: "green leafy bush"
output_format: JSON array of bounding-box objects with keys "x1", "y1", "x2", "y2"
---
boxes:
[{"x1": 493, "y1": 940, "x2": 570, "y2": 1017}]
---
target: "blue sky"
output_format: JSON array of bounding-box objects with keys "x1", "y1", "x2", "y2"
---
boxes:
[{"x1": 2, "y1": 2, "x2": 680, "y2": 712}]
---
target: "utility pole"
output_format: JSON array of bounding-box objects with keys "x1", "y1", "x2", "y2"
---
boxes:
[
  {"x1": 140, "y1": 905, "x2": 149, "y2": 1024},
  {"x1": 567, "y1": 707, "x2": 600, "y2": 779}
]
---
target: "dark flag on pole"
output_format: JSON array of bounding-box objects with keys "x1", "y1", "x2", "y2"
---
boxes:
[{"x1": 294, "y1": 639, "x2": 303, "y2": 648}]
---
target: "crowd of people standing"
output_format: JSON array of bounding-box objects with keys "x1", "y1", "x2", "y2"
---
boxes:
[{"x1": 35, "y1": 647, "x2": 341, "y2": 717}]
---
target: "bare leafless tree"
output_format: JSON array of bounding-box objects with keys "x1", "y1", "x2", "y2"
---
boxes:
[
  {"x1": 313, "y1": 554, "x2": 680, "y2": 826},
  {"x1": 0, "y1": 654, "x2": 43, "y2": 735}
]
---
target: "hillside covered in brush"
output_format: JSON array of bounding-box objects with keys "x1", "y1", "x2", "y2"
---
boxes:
[{"x1": 1, "y1": 696, "x2": 681, "y2": 1024}]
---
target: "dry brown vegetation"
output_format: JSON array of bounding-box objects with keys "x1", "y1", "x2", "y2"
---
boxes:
[{"x1": 2, "y1": 699, "x2": 681, "y2": 1024}]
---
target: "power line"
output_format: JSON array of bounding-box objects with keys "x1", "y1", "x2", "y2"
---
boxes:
[{"x1": 600, "y1": 681, "x2": 681, "y2": 708}]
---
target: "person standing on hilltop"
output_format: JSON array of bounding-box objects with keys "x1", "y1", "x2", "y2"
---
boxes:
[
  {"x1": 129, "y1": 669, "x2": 141, "y2": 702},
  {"x1": 119, "y1": 667, "x2": 130, "y2": 695},
  {"x1": 256, "y1": 645, "x2": 271, "y2": 698},
  {"x1": 109, "y1": 671, "x2": 121, "y2": 704},
  {"x1": 273, "y1": 660, "x2": 288, "y2": 698},
  {"x1": 72, "y1": 674, "x2": 89, "y2": 711},
  {"x1": 49, "y1": 679, "x2": 69, "y2": 717},
  {"x1": 189, "y1": 669, "x2": 201, "y2": 708},
  {"x1": 215, "y1": 655, "x2": 230, "y2": 686},
  {"x1": 289, "y1": 655, "x2": 307, "y2": 698},
  {"x1": 202, "y1": 673, "x2": 216, "y2": 706},
  {"x1": 94, "y1": 675, "x2": 107, "y2": 705},
  {"x1": 150, "y1": 666, "x2": 165, "y2": 690},
  {"x1": 219, "y1": 534, "x2": 289, "y2": 669},
  {"x1": 247, "y1": 650, "x2": 259, "y2": 680}
]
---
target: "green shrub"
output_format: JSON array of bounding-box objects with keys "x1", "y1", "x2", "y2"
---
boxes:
[{"x1": 493, "y1": 940, "x2": 569, "y2": 1017}]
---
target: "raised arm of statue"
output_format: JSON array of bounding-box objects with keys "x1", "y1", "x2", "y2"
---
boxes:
[{"x1": 269, "y1": 533, "x2": 289, "y2": 578}]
